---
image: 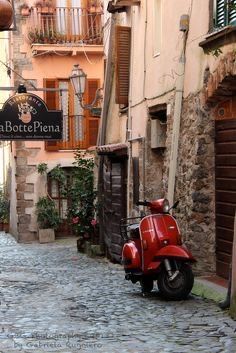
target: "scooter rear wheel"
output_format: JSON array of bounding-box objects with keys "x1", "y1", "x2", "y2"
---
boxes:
[{"x1": 158, "y1": 263, "x2": 194, "y2": 300}]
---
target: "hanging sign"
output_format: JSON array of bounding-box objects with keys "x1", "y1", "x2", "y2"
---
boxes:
[{"x1": 0, "y1": 92, "x2": 63, "y2": 140}]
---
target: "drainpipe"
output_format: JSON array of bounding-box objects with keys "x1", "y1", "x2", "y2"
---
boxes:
[
  {"x1": 167, "y1": 15, "x2": 189, "y2": 206},
  {"x1": 127, "y1": 1, "x2": 147, "y2": 216},
  {"x1": 97, "y1": 13, "x2": 116, "y2": 248}
]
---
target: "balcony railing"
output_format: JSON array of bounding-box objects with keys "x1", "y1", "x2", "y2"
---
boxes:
[{"x1": 27, "y1": 6, "x2": 103, "y2": 45}]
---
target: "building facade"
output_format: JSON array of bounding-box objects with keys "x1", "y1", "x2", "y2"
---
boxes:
[
  {"x1": 98, "y1": 0, "x2": 236, "y2": 278},
  {"x1": 7, "y1": 0, "x2": 104, "y2": 241}
]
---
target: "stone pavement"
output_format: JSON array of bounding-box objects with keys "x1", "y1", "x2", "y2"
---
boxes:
[{"x1": 0, "y1": 233, "x2": 236, "y2": 353}]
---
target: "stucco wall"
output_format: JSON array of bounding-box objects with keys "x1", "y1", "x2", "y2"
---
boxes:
[
  {"x1": 10, "y1": 0, "x2": 104, "y2": 241},
  {"x1": 126, "y1": 0, "x2": 218, "y2": 274}
]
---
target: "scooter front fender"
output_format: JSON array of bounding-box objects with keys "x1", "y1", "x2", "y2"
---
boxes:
[{"x1": 154, "y1": 245, "x2": 196, "y2": 262}]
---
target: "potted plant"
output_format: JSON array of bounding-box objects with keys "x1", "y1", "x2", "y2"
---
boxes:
[
  {"x1": 67, "y1": 150, "x2": 98, "y2": 252},
  {"x1": 35, "y1": 196, "x2": 61, "y2": 243},
  {"x1": 20, "y1": 3, "x2": 30, "y2": 16},
  {"x1": 0, "y1": 188, "x2": 9, "y2": 232},
  {"x1": 41, "y1": 0, "x2": 53, "y2": 14},
  {"x1": 35, "y1": 0, "x2": 42, "y2": 12},
  {"x1": 89, "y1": 0, "x2": 97, "y2": 13}
]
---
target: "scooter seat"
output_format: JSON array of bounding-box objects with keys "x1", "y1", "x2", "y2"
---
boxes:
[
  {"x1": 127, "y1": 223, "x2": 139, "y2": 231},
  {"x1": 127, "y1": 223, "x2": 140, "y2": 239}
]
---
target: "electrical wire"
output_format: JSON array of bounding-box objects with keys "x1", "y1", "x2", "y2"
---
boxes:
[{"x1": 0, "y1": 58, "x2": 37, "y2": 90}]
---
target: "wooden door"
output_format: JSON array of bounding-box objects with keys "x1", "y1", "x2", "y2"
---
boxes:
[
  {"x1": 102, "y1": 158, "x2": 127, "y2": 262},
  {"x1": 215, "y1": 119, "x2": 236, "y2": 278}
]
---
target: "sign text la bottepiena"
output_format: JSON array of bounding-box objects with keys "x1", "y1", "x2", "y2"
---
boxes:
[{"x1": 0, "y1": 92, "x2": 63, "y2": 140}]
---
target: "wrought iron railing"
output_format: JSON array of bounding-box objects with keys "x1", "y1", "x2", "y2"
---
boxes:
[{"x1": 27, "y1": 6, "x2": 103, "y2": 45}]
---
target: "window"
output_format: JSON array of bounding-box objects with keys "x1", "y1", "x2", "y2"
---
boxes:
[
  {"x1": 214, "y1": 0, "x2": 236, "y2": 27},
  {"x1": 48, "y1": 168, "x2": 74, "y2": 237},
  {"x1": 149, "y1": 107, "x2": 167, "y2": 149},
  {"x1": 44, "y1": 78, "x2": 100, "y2": 151},
  {"x1": 153, "y1": 0, "x2": 162, "y2": 56}
]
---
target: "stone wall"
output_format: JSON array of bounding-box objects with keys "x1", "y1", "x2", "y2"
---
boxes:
[
  {"x1": 172, "y1": 94, "x2": 216, "y2": 275},
  {"x1": 15, "y1": 142, "x2": 40, "y2": 241},
  {"x1": 10, "y1": 2, "x2": 39, "y2": 241}
]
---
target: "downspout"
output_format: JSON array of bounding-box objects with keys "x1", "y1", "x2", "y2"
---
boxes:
[
  {"x1": 97, "y1": 13, "x2": 117, "y2": 248},
  {"x1": 127, "y1": 0, "x2": 147, "y2": 215},
  {"x1": 98, "y1": 14, "x2": 116, "y2": 146},
  {"x1": 167, "y1": 16, "x2": 189, "y2": 207},
  {"x1": 127, "y1": 7, "x2": 135, "y2": 217}
]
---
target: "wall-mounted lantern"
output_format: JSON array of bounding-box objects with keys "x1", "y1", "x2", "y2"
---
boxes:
[{"x1": 69, "y1": 64, "x2": 103, "y2": 112}]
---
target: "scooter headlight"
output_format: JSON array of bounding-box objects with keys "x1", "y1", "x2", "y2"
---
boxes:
[{"x1": 162, "y1": 199, "x2": 170, "y2": 213}]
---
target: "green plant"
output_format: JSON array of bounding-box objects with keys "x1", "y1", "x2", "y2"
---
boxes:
[
  {"x1": 37, "y1": 162, "x2": 48, "y2": 175},
  {"x1": 36, "y1": 196, "x2": 61, "y2": 229},
  {"x1": 49, "y1": 164, "x2": 67, "y2": 184},
  {"x1": 28, "y1": 28, "x2": 44, "y2": 43},
  {"x1": 0, "y1": 188, "x2": 9, "y2": 223},
  {"x1": 67, "y1": 150, "x2": 97, "y2": 238},
  {"x1": 206, "y1": 47, "x2": 223, "y2": 58}
]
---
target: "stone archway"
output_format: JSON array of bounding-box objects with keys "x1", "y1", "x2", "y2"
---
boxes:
[{"x1": 204, "y1": 52, "x2": 236, "y2": 105}]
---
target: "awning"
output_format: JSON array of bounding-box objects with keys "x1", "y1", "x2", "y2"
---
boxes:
[{"x1": 96, "y1": 143, "x2": 128, "y2": 156}]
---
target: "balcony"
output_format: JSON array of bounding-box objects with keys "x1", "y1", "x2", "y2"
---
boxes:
[{"x1": 26, "y1": 5, "x2": 103, "y2": 49}]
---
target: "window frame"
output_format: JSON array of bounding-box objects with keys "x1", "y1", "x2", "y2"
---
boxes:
[{"x1": 44, "y1": 77, "x2": 100, "y2": 151}]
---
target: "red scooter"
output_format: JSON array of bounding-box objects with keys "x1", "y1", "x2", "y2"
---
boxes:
[{"x1": 121, "y1": 199, "x2": 196, "y2": 300}]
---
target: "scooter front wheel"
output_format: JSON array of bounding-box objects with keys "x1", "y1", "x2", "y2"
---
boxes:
[{"x1": 158, "y1": 263, "x2": 194, "y2": 300}]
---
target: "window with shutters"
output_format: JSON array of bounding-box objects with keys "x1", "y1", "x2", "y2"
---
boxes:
[
  {"x1": 115, "y1": 26, "x2": 131, "y2": 106},
  {"x1": 44, "y1": 78, "x2": 100, "y2": 151},
  {"x1": 214, "y1": 0, "x2": 236, "y2": 27}
]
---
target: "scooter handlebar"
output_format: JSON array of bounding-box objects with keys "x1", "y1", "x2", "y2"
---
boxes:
[{"x1": 136, "y1": 200, "x2": 150, "y2": 206}]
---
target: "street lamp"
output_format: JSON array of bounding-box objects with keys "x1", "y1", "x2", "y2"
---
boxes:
[{"x1": 69, "y1": 64, "x2": 103, "y2": 111}]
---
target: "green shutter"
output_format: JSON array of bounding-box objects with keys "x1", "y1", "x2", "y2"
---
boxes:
[
  {"x1": 229, "y1": 0, "x2": 236, "y2": 24},
  {"x1": 216, "y1": 0, "x2": 226, "y2": 27},
  {"x1": 215, "y1": 0, "x2": 236, "y2": 27}
]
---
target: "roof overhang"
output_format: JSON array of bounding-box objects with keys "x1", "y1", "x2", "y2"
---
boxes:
[
  {"x1": 107, "y1": 0, "x2": 140, "y2": 13},
  {"x1": 97, "y1": 143, "x2": 128, "y2": 156}
]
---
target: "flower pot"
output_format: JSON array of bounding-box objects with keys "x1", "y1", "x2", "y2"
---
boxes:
[
  {"x1": 3, "y1": 222, "x2": 9, "y2": 233},
  {"x1": 48, "y1": 7, "x2": 54, "y2": 14},
  {"x1": 38, "y1": 228, "x2": 55, "y2": 243},
  {"x1": 89, "y1": 6, "x2": 96, "y2": 13},
  {"x1": 41, "y1": 6, "x2": 49, "y2": 13},
  {"x1": 21, "y1": 8, "x2": 30, "y2": 16}
]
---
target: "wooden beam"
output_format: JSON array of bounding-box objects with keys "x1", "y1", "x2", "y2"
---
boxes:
[{"x1": 114, "y1": 0, "x2": 140, "y2": 6}]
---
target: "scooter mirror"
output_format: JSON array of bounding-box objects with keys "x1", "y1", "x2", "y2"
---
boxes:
[{"x1": 172, "y1": 200, "x2": 179, "y2": 209}]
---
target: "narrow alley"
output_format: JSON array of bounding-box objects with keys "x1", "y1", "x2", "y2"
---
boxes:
[{"x1": 0, "y1": 232, "x2": 235, "y2": 353}]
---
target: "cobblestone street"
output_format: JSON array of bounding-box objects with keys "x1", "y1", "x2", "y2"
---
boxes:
[{"x1": 0, "y1": 232, "x2": 235, "y2": 353}]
